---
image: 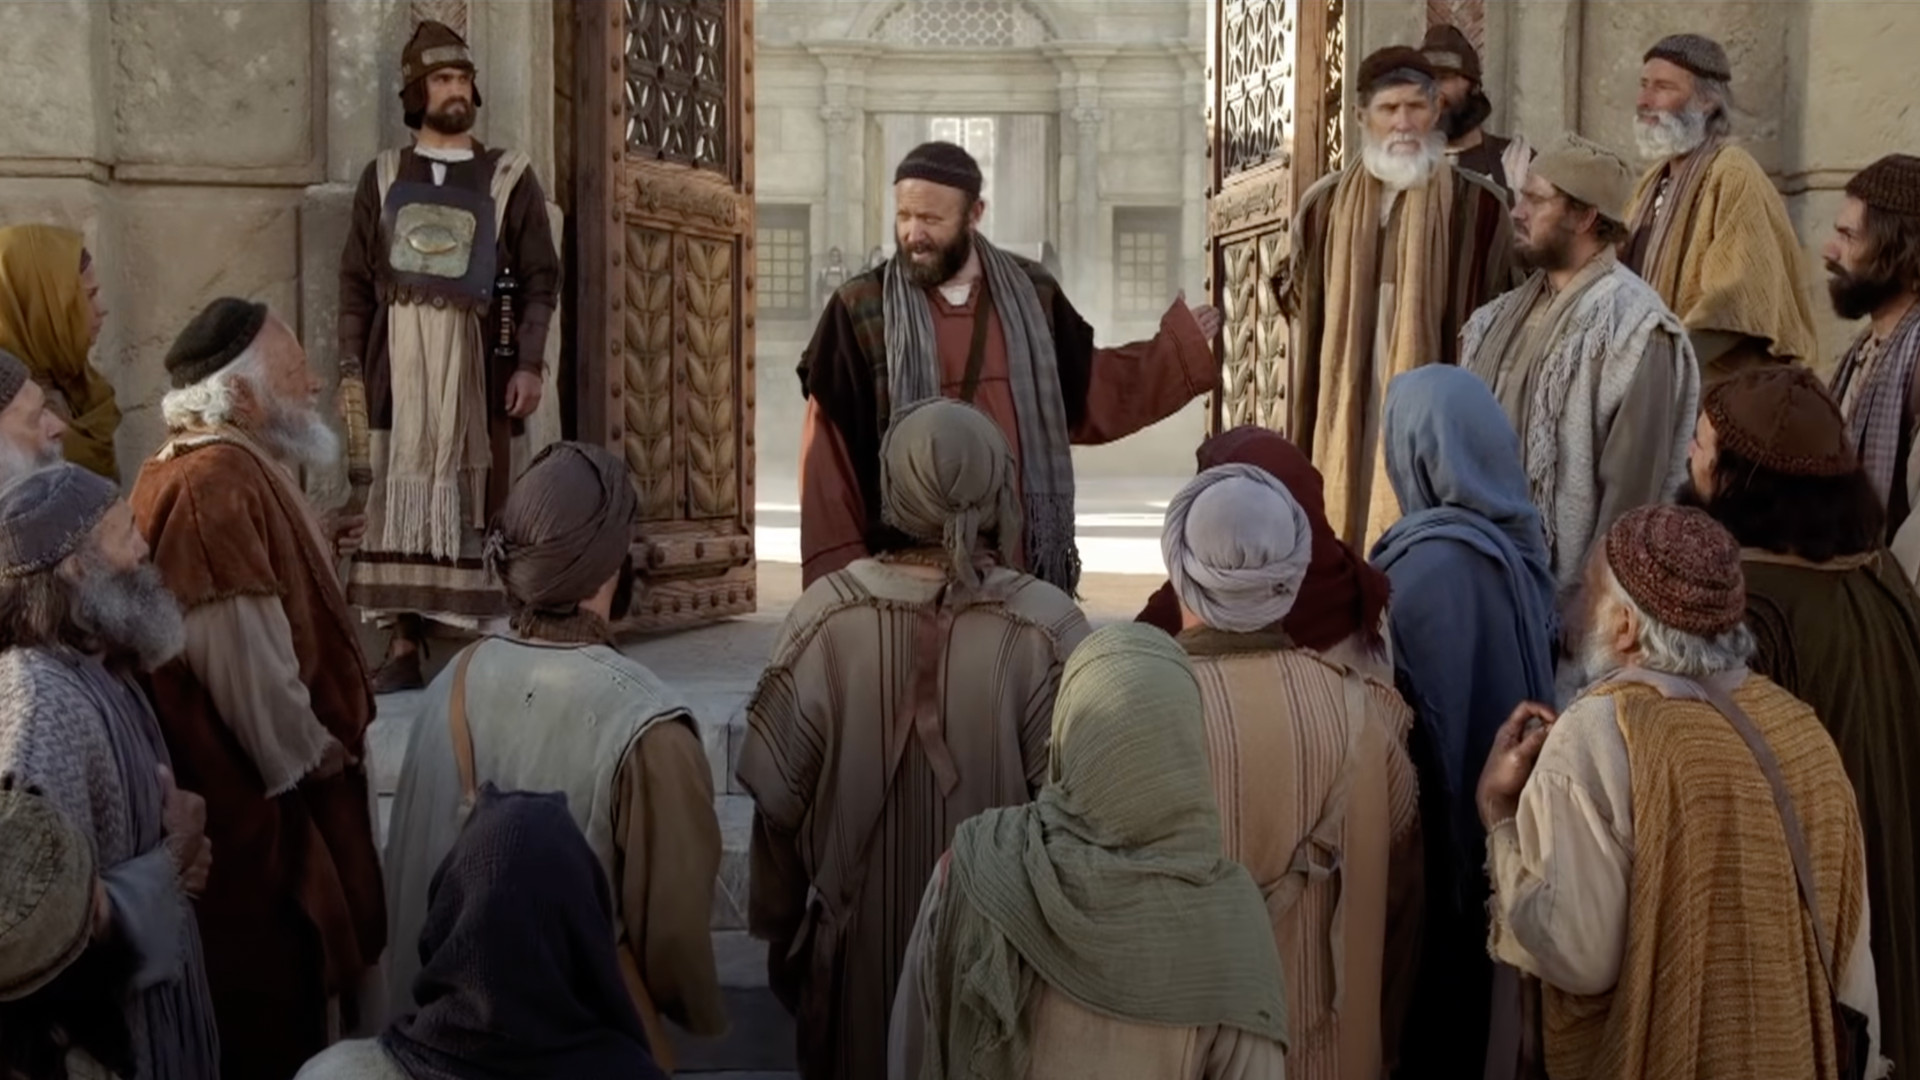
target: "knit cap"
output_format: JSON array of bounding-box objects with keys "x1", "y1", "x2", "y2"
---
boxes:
[
  {"x1": 1703, "y1": 366, "x2": 1856, "y2": 478},
  {"x1": 1357, "y1": 46, "x2": 1438, "y2": 100},
  {"x1": 1644, "y1": 33, "x2": 1732, "y2": 83},
  {"x1": 0, "y1": 463, "x2": 119, "y2": 579},
  {"x1": 893, "y1": 141, "x2": 984, "y2": 201},
  {"x1": 1529, "y1": 133, "x2": 1635, "y2": 224},
  {"x1": 1846, "y1": 154, "x2": 1920, "y2": 220},
  {"x1": 1604, "y1": 505, "x2": 1746, "y2": 638},
  {"x1": 0, "y1": 778, "x2": 96, "y2": 1002}
]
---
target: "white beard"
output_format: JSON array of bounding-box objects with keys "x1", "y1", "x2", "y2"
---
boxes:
[
  {"x1": 1634, "y1": 106, "x2": 1709, "y2": 162},
  {"x1": 259, "y1": 401, "x2": 341, "y2": 470},
  {"x1": 1571, "y1": 620, "x2": 1626, "y2": 691},
  {"x1": 0, "y1": 438, "x2": 61, "y2": 484},
  {"x1": 1362, "y1": 129, "x2": 1446, "y2": 192}
]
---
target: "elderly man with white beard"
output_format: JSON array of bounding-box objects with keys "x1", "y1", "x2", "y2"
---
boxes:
[
  {"x1": 0, "y1": 463, "x2": 221, "y2": 1079},
  {"x1": 1623, "y1": 33, "x2": 1816, "y2": 381},
  {"x1": 0, "y1": 348, "x2": 66, "y2": 481},
  {"x1": 130, "y1": 298, "x2": 387, "y2": 1080},
  {"x1": 1279, "y1": 45, "x2": 1515, "y2": 551}
]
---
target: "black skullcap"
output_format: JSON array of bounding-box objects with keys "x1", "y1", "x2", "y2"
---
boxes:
[
  {"x1": 1357, "y1": 46, "x2": 1439, "y2": 100},
  {"x1": 893, "y1": 141, "x2": 983, "y2": 201},
  {"x1": 0, "y1": 464, "x2": 118, "y2": 580},
  {"x1": 164, "y1": 298, "x2": 268, "y2": 390}
]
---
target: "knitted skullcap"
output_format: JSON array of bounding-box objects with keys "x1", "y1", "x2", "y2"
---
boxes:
[
  {"x1": 1529, "y1": 133, "x2": 1636, "y2": 224},
  {"x1": 1420, "y1": 23, "x2": 1481, "y2": 83},
  {"x1": 1703, "y1": 366, "x2": 1855, "y2": 478},
  {"x1": 164, "y1": 297, "x2": 267, "y2": 390},
  {"x1": 1604, "y1": 505, "x2": 1746, "y2": 638},
  {"x1": 1644, "y1": 33, "x2": 1732, "y2": 83},
  {"x1": 0, "y1": 778, "x2": 96, "y2": 1002},
  {"x1": 1357, "y1": 46, "x2": 1437, "y2": 100},
  {"x1": 0, "y1": 463, "x2": 119, "y2": 580},
  {"x1": 0, "y1": 350, "x2": 26, "y2": 410},
  {"x1": 893, "y1": 141, "x2": 984, "y2": 201},
  {"x1": 1846, "y1": 154, "x2": 1920, "y2": 220}
]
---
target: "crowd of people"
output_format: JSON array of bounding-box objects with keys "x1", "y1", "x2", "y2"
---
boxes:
[{"x1": 1, "y1": 17, "x2": 1919, "y2": 1080}]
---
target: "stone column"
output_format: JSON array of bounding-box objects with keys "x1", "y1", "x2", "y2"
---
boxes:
[
  {"x1": 1049, "y1": 47, "x2": 1116, "y2": 315},
  {"x1": 806, "y1": 45, "x2": 875, "y2": 269},
  {"x1": 1173, "y1": 42, "x2": 1207, "y2": 298}
]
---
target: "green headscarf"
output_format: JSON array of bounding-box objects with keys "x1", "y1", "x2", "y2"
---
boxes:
[{"x1": 923, "y1": 624, "x2": 1288, "y2": 1078}]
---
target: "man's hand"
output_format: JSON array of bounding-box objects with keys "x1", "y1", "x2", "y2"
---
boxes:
[
  {"x1": 326, "y1": 511, "x2": 368, "y2": 560},
  {"x1": 310, "y1": 737, "x2": 358, "y2": 783},
  {"x1": 1178, "y1": 289, "x2": 1223, "y2": 339},
  {"x1": 1477, "y1": 701, "x2": 1557, "y2": 828},
  {"x1": 504, "y1": 370, "x2": 543, "y2": 420},
  {"x1": 158, "y1": 765, "x2": 212, "y2": 897}
]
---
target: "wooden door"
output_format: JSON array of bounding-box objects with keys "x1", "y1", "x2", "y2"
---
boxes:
[
  {"x1": 1206, "y1": 0, "x2": 1344, "y2": 436},
  {"x1": 574, "y1": 0, "x2": 757, "y2": 631}
]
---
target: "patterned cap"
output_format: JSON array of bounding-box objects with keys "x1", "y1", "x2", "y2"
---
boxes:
[
  {"x1": 1703, "y1": 366, "x2": 1856, "y2": 478},
  {"x1": 1644, "y1": 33, "x2": 1732, "y2": 83},
  {"x1": 0, "y1": 350, "x2": 26, "y2": 410},
  {"x1": 0, "y1": 463, "x2": 119, "y2": 579},
  {"x1": 0, "y1": 779, "x2": 96, "y2": 1002},
  {"x1": 1846, "y1": 154, "x2": 1920, "y2": 220},
  {"x1": 1605, "y1": 505, "x2": 1746, "y2": 638},
  {"x1": 1421, "y1": 23, "x2": 1481, "y2": 83}
]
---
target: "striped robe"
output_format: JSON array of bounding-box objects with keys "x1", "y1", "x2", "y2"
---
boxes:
[
  {"x1": 736, "y1": 558, "x2": 1089, "y2": 1080},
  {"x1": 1181, "y1": 629, "x2": 1421, "y2": 1080}
]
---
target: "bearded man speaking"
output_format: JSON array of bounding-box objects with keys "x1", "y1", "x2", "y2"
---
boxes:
[
  {"x1": 796, "y1": 140, "x2": 1222, "y2": 591},
  {"x1": 1280, "y1": 46, "x2": 1515, "y2": 551},
  {"x1": 1623, "y1": 33, "x2": 1816, "y2": 380}
]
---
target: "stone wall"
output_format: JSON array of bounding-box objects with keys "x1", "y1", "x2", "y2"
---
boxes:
[{"x1": 0, "y1": 0, "x2": 555, "y2": 495}]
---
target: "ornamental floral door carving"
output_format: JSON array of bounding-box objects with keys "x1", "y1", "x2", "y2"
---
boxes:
[
  {"x1": 1206, "y1": 0, "x2": 1344, "y2": 437},
  {"x1": 574, "y1": 0, "x2": 757, "y2": 631}
]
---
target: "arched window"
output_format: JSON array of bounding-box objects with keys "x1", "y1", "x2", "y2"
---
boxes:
[{"x1": 870, "y1": 0, "x2": 1053, "y2": 49}]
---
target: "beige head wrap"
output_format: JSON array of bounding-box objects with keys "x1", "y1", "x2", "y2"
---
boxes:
[
  {"x1": 0, "y1": 778, "x2": 96, "y2": 1001},
  {"x1": 1528, "y1": 133, "x2": 1635, "y2": 225},
  {"x1": 1162, "y1": 463, "x2": 1314, "y2": 633},
  {"x1": 878, "y1": 398, "x2": 1020, "y2": 588}
]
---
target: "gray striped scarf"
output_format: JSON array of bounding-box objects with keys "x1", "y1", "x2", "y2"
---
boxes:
[
  {"x1": 1836, "y1": 302, "x2": 1920, "y2": 510},
  {"x1": 884, "y1": 235, "x2": 1080, "y2": 592}
]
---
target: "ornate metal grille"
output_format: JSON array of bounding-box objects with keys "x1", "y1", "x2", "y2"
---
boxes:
[
  {"x1": 872, "y1": 0, "x2": 1050, "y2": 48},
  {"x1": 1221, "y1": 0, "x2": 1296, "y2": 177},
  {"x1": 624, "y1": 0, "x2": 729, "y2": 171},
  {"x1": 1324, "y1": 0, "x2": 1345, "y2": 172}
]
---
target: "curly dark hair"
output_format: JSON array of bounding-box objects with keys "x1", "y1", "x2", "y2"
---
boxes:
[
  {"x1": 1860, "y1": 202, "x2": 1920, "y2": 297},
  {"x1": 1684, "y1": 446, "x2": 1886, "y2": 562}
]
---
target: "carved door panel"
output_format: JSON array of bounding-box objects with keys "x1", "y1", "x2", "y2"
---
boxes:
[
  {"x1": 1206, "y1": 0, "x2": 1343, "y2": 437},
  {"x1": 575, "y1": 0, "x2": 756, "y2": 631}
]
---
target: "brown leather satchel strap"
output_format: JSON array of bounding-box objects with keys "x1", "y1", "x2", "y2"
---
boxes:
[
  {"x1": 447, "y1": 643, "x2": 482, "y2": 809},
  {"x1": 1691, "y1": 679, "x2": 1844, "y2": 999}
]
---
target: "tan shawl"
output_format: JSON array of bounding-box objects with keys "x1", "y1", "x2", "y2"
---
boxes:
[
  {"x1": 1314, "y1": 165, "x2": 1455, "y2": 550},
  {"x1": 1625, "y1": 140, "x2": 1818, "y2": 367}
]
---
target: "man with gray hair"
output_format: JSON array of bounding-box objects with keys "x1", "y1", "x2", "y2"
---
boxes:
[
  {"x1": 1163, "y1": 461, "x2": 1418, "y2": 1080},
  {"x1": 1478, "y1": 505, "x2": 1885, "y2": 1078},
  {"x1": 0, "y1": 348, "x2": 66, "y2": 481},
  {"x1": 130, "y1": 297, "x2": 387, "y2": 1078},
  {"x1": 1462, "y1": 133, "x2": 1700, "y2": 596},
  {"x1": 1280, "y1": 45, "x2": 1514, "y2": 551},
  {"x1": 1624, "y1": 32, "x2": 1816, "y2": 379},
  {"x1": 0, "y1": 463, "x2": 219, "y2": 1079}
]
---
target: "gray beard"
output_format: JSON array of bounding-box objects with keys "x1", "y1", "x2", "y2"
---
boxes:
[
  {"x1": 1571, "y1": 620, "x2": 1624, "y2": 691},
  {"x1": 75, "y1": 557, "x2": 185, "y2": 672},
  {"x1": 1635, "y1": 106, "x2": 1708, "y2": 162},
  {"x1": 258, "y1": 401, "x2": 341, "y2": 470},
  {"x1": 1361, "y1": 129, "x2": 1446, "y2": 192},
  {"x1": 0, "y1": 439, "x2": 62, "y2": 484}
]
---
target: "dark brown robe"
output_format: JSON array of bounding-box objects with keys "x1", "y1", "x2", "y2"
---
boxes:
[
  {"x1": 131, "y1": 439, "x2": 386, "y2": 1080},
  {"x1": 1743, "y1": 550, "x2": 1920, "y2": 1075}
]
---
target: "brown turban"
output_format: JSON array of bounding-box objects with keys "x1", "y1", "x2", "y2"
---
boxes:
[
  {"x1": 1604, "y1": 505, "x2": 1746, "y2": 638},
  {"x1": 1702, "y1": 366, "x2": 1855, "y2": 478},
  {"x1": 484, "y1": 442, "x2": 635, "y2": 622}
]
